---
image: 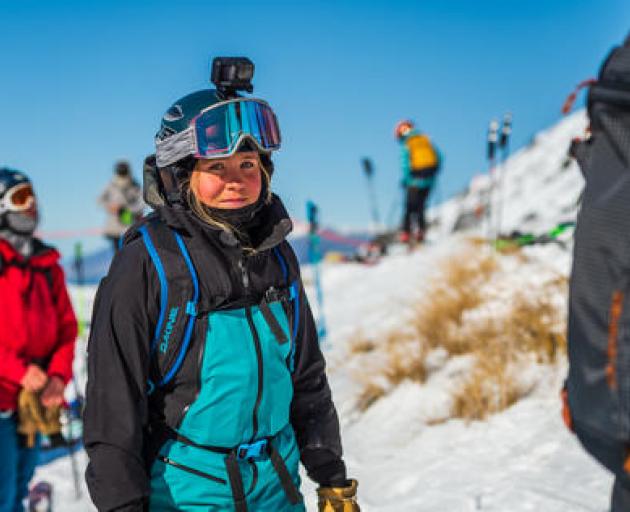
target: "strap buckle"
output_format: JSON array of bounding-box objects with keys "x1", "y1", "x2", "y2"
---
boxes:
[
  {"x1": 264, "y1": 286, "x2": 287, "y2": 304},
  {"x1": 185, "y1": 301, "x2": 197, "y2": 316},
  {"x1": 236, "y1": 439, "x2": 268, "y2": 460}
]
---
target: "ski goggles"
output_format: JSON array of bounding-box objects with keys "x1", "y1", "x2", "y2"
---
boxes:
[
  {"x1": 0, "y1": 183, "x2": 35, "y2": 213},
  {"x1": 155, "y1": 98, "x2": 281, "y2": 168}
]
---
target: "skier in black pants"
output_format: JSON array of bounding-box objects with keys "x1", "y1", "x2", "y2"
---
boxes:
[
  {"x1": 403, "y1": 186, "x2": 432, "y2": 239},
  {"x1": 394, "y1": 119, "x2": 441, "y2": 244}
]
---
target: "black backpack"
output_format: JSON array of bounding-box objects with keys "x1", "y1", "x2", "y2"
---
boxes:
[
  {"x1": 136, "y1": 218, "x2": 300, "y2": 395},
  {"x1": 566, "y1": 35, "x2": 630, "y2": 442}
]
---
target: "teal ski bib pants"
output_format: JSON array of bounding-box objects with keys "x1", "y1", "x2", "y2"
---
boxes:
[{"x1": 149, "y1": 300, "x2": 305, "y2": 511}]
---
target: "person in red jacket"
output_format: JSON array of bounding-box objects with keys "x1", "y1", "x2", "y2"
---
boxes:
[{"x1": 0, "y1": 167, "x2": 77, "y2": 512}]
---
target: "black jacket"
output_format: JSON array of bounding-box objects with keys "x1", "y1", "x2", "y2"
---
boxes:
[{"x1": 84, "y1": 196, "x2": 345, "y2": 511}]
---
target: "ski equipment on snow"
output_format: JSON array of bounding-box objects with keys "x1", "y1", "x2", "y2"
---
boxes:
[
  {"x1": 494, "y1": 112, "x2": 512, "y2": 238},
  {"x1": 485, "y1": 119, "x2": 499, "y2": 240},
  {"x1": 361, "y1": 157, "x2": 380, "y2": 226},
  {"x1": 492, "y1": 221, "x2": 575, "y2": 251}
]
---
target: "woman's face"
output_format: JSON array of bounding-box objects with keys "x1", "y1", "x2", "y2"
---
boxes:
[{"x1": 191, "y1": 151, "x2": 262, "y2": 209}]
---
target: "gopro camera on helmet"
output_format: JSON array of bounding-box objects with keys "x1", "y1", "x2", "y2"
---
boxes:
[{"x1": 211, "y1": 57, "x2": 254, "y2": 98}]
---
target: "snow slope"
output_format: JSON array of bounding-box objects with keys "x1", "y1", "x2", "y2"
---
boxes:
[
  {"x1": 37, "y1": 110, "x2": 613, "y2": 511},
  {"x1": 434, "y1": 110, "x2": 586, "y2": 239}
]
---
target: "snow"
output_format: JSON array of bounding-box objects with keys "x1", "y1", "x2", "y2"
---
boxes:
[{"x1": 36, "y1": 110, "x2": 614, "y2": 511}]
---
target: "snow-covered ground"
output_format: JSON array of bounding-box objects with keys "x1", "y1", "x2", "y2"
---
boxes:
[
  {"x1": 36, "y1": 110, "x2": 614, "y2": 511},
  {"x1": 301, "y1": 243, "x2": 612, "y2": 512}
]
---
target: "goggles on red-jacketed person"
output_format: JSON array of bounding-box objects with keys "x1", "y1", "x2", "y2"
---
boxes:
[
  {"x1": 155, "y1": 98, "x2": 281, "y2": 168},
  {"x1": 0, "y1": 183, "x2": 35, "y2": 213}
]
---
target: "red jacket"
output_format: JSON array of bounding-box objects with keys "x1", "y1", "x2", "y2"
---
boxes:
[{"x1": 0, "y1": 238, "x2": 78, "y2": 410}]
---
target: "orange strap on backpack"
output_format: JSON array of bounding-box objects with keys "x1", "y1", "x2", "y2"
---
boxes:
[
  {"x1": 561, "y1": 78, "x2": 597, "y2": 115},
  {"x1": 560, "y1": 388, "x2": 574, "y2": 432}
]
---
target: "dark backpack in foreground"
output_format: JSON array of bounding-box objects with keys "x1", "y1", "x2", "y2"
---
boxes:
[{"x1": 566, "y1": 35, "x2": 630, "y2": 442}]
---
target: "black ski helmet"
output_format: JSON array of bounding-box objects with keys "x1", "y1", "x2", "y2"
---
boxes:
[
  {"x1": 114, "y1": 160, "x2": 131, "y2": 177},
  {"x1": 0, "y1": 167, "x2": 38, "y2": 235},
  {"x1": 145, "y1": 87, "x2": 278, "y2": 209}
]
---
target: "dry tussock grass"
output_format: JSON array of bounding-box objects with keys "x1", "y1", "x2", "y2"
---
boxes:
[
  {"x1": 413, "y1": 247, "x2": 498, "y2": 355},
  {"x1": 451, "y1": 351, "x2": 525, "y2": 421},
  {"x1": 465, "y1": 236, "x2": 488, "y2": 248},
  {"x1": 448, "y1": 272, "x2": 568, "y2": 421},
  {"x1": 381, "y1": 332, "x2": 429, "y2": 386},
  {"x1": 356, "y1": 241, "x2": 569, "y2": 420},
  {"x1": 348, "y1": 334, "x2": 378, "y2": 354},
  {"x1": 505, "y1": 292, "x2": 567, "y2": 364},
  {"x1": 354, "y1": 329, "x2": 430, "y2": 411},
  {"x1": 356, "y1": 381, "x2": 387, "y2": 412}
]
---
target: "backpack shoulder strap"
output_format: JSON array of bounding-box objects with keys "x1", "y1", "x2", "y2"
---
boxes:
[
  {"x1": 272, "y1": 245, "x2": 300, "y2": 372},
  {"x1": 138, "y1": 219, "x2": 199, "y2": 394}
]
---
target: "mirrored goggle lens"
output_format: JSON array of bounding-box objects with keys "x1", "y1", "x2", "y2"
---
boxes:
[
  {"x1": 4, "y1": 184, "x2": 34, "y2": 211},
  {"x1": 194, "y1": 100, "x2": 281, "y2": 158}
]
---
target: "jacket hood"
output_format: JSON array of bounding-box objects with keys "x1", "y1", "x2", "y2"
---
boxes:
[{"x1": 0, "y1": 237, "x2": 59, "y2": 268}]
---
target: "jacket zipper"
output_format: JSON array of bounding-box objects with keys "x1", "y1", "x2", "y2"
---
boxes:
[
  {"x1": 158, "y1": 455, "x2": 227, "y2": 484},
  {"x1": 238, "y1": 253, "x2": 264, "y2": 442},
  {"x1": 245, "y1": 307, "x2": 263, "y2": 441}
]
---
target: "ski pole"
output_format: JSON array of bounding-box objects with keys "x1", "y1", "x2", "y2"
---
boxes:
[
  {"x1": 70, "y1": 241, "x2": 85, "y2": 499},
  {"x1": 73, "y1": 242, "x2": 86, "y2": 338},
  {"x1": 486, "y1": 119, "x2": 499, "y2": 241},
  {"x1": 495, "y1": 112, "x2": 512, "y2": 239},
  {"x1": 65, "y1": 383, "x2": 82, "y2": 500},
  {"x1": 306, "y1": 201, "x2": 327, "y2": 341},
  {"x1": 361, "y1": 158, "x2": 380, "y2": 228}
]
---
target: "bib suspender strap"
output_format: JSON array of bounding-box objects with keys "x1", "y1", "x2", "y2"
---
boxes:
[
  {"x1": 259, "y1": 296, "x2": 289, "y2": 345},
  {"x1": 273, "y1": 246, "x2": 300, "y2": 372},
  {"x1": 269, "y1": 442, "x2": 302, "y2": 505},
  {"x1": 225, "y1": 452, "x2": 248, "y2": 512}
]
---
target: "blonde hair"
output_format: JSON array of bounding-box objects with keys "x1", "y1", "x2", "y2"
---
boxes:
[{"x1": 185, "y1": 160, "x2": 272, "y2": 250}]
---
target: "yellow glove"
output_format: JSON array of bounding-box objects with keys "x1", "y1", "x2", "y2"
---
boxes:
[
  {"x1": 317, "y1": 479, "x2": 360, "y2": 512},
  {"x1": 16, "y1": 389, "x2": 61, "y2": 448}
]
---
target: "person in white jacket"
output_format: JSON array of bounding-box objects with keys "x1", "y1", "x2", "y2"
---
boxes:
[{"x1": 98, "y1": 160, "x2": 144, "y2": 251}]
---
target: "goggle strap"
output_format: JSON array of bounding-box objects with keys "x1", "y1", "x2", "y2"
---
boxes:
[{"x1": 156, "y1": 126, "x2": 196, "y2": 168}]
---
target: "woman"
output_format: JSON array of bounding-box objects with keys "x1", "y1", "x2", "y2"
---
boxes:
[
  {"x1": 84, "y1": 84, "x2": 360, "y2": 511},
  {"x1": 0, "y1": 167, "x2": 77, "y2": 512}
]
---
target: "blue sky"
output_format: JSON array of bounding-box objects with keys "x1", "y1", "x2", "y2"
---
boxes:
[{"x1": 1, "y1": 0, "x2": 629, "y2": 256}]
